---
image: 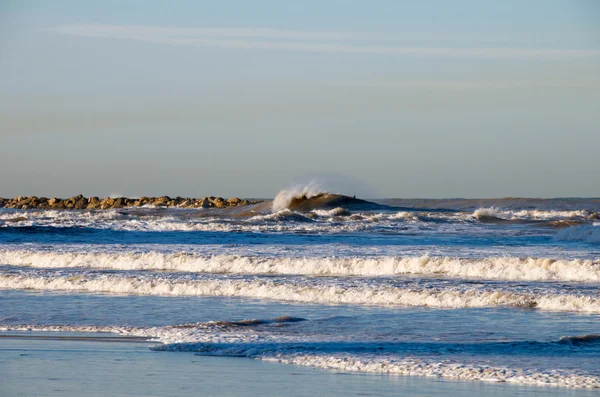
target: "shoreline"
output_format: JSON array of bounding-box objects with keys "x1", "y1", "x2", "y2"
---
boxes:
[
  {"x1": 0, "y1": 195, "x2": 262, "y2": 210},
  {"x1": 1, "y1": 330, "x2": 596, "y2": 397},
  {"x1": 0, "y1": 333, "x2": 150, "y2": 343}
]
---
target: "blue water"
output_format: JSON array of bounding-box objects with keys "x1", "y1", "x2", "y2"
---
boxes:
[{"x1": 1, "y1": 195, "x2": 599, "y2": 390}]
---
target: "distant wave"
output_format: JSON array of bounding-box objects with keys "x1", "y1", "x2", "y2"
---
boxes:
[
  {"x1": 2, "y1": 273, "x2": 600, "y2": 313},
  {"x1": 0, "y1": 207, "x2": 422, "y2": 233},
  {"x1": 554, "y1": 224, "x2": 600, "y2": 244},
  {"x1": 559, "y1": 334, "x2": 600, "y2": 345},
  {"x1": 272, "y1": 183, "x2": 390, "y2": 212},
  {"x1": 473, "y1": 207, "x2": 595, "y2": 223},
  {"x1": 272, "y1": 182, "x2": 326, "y2": 211},
  {"x1": 2, "y1": 250, "x2": 600, "y2": 282},
  {"x1": 1, "y1": 205, "x2": 596, "y2": 234},
  {"x1": 473, "y1": 207, "x2": 505, "y2": 221},
  {"x1": 248, "y1": 209, "x2": 315, "y2": 223}
]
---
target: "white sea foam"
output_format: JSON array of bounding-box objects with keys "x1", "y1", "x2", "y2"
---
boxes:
[
  {"x1": 2, "y1": 273, "x2": 599, "y2": 313},
  {"x1": 1, "y1": 205, "x2": 594, "y2": 235},
  {"x1": 0, "y1": 318, "x2": 305, "y2": 345},
  {"x1": 311, "y1": 207, "x2": 351, "y2": 217},
  {"x1": 473, "y1": 207, "x2": 594, "y2": 221},
  {"x1": 554, "y1": 224, "x2": 600, "y2": 244},
  {"x1": 248, "y1": 209, "x2": 314, "y2": 223},
  {"x1": 2, "y1": 250, "x2": 599, "y2": 282},
  {"x1": 473, "y1": 207, "x2": 503, "y2": 219},
  {"x1": 0, "y1": 207, "x2": 427, "y2": 233},
  {"x1": 268, "y1": 353, "x2": 599, "y2": 389},
  {"x1": 272, "y1": 182, "x2": 325, "y2": 211},
  {"x1": 510, "y1": 209, "x2": 593, "y2": 220}
]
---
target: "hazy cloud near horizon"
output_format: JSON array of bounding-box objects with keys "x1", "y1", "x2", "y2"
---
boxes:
[
  {"x1": 1, "y1": 1, "x2": 599, "y2": 198},
  {"x1": 50, "y1": 23, "x2": 600, "y2": 59}
]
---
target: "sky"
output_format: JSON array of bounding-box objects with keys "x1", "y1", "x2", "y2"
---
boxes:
[{"x1": 1, "y1": 1, "x2": 599, "y2": 198}]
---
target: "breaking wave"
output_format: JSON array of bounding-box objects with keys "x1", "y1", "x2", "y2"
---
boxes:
[
  {"x1": 1, "y1": 205, "x2": 596, "y2": 235},
  {"x1": 248, "y1": 210, "x2": 314, "y2": 223},
  {"x1": 559, "y1": 334, "x2": 600, "y2": 345},
  {"x1": 473, "y1": 207, "x2": 504, "y2": 221},
  {"x1": 2, "y1": 250, "x2": 600, "y2": 282},
  {"x1": 272, "y1": 182, "x2": 326, "y2": 211},
  {"x1": 554, "y1": 224, "x2": 600, "y2": 244},
  {"x1": 473, "y1": 207, "x2": 596, "y2": 223},
  {"x1": 0, "y1": 206, "x2": 425, "y2": 233},
  {"x1": 272, "y1": 183, "x2": 388, "y2": 213},
  {"x1": 2, "y1": 273, "x2": 600, "y2": 313}
]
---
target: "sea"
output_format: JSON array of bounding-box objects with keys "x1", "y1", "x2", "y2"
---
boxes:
[{"x1": 1, "y1": 188, "x2": 600, "y2": 395}]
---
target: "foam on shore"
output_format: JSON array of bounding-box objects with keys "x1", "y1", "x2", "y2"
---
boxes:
[{"x1": 3, "y1": 323, "x2": 598, "y2": 389}]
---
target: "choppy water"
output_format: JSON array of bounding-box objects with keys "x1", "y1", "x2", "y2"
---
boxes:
[{"x1": 1, "y1": 192, "x2": 599, "y2": 389}]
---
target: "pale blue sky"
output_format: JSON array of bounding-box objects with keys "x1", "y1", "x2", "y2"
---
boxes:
[{"x1": 1, "y1": 1, "x2": 599, "y2": 198}]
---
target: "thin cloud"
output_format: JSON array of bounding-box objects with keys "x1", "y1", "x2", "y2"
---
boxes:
[{"x1": 50, "y1": 24, "x2": 600, "y2": 60}]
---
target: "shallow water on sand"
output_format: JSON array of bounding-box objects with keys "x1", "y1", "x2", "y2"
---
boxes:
[{"x1": 2, "y1": 335, "x2": 597, "y2": 397}]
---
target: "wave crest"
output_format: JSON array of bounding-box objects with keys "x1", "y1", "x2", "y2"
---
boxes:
[
  {"x1": 2, "y1": 250, "x2": 599, "y2": 282},
  {"x1": 272, "y1": 182, "x2": 325, "y2": 211},
  {"x1": 2, "y1": 273, "x2": 600, "y2": 313},
  {"x1": 559, "y1": 334, "x2": 600, "y2": 345},
  {"x1": 554, "y1": 224, "x2": 600, "y2": 244}
]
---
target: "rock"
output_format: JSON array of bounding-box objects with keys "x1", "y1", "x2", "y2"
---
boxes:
[
  {"x1": 51, "y1": 200, "x2": 65, "y2": 209},
  {"x1": 87, "y1": 197, "x2": 100, "y2": 209},
  {"x1": 153, "y1": 196, "x2": 170, "y2": 206},
  {"x1": 213, "y1": 197, "x2": 226, "y2": 208},
  {"x1": 227, "y1": 197, "x2": 241, "y2": 205},
  {"x1": 112, "y1": 198, "x2": 125, "y2": 208},
  {"x1": 100, "y1": 198, "x2": 115, "y2": 209},
  {"x1": 68, "y1": 195, "x2": 86, "y2": 209},
  {"x1": 199, "y1": 198, "x2": 211, "y2": 208},
  {"x1": 18, "y1": 197, "x2": 34, "y2": 206},
  {"x1": 2, "y1": 195, "x2": 260, "y2": 210}
]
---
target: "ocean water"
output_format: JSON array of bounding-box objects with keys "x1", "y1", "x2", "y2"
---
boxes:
[{"x1": 1, "y1": 191, "x2": 600, "y2": 392}]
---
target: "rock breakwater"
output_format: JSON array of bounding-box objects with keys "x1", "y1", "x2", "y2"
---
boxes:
[{"x1": 0, "y1": 195, "x2": 261, "y2": 210}]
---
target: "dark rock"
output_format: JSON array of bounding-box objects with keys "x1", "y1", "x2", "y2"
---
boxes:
[
  {"x1": 199, "y1": 198, "x2": 211, "y2": 208},
  {"x1": 112, "y1": 198, "x2": 125, "y2": 208},
  {"x1": 74, "y1": 198, "x2": 87, "y2": 210}
]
